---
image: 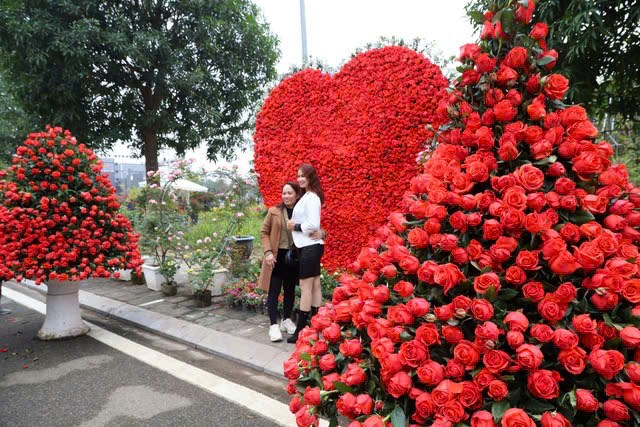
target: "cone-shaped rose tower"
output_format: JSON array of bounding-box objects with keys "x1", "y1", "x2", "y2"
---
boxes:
[{"x1": 284, "y1": 1, "x2": 640, "y2": 426}]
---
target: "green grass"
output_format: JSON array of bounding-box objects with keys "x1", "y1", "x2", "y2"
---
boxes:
[{"x1": 183, "y1": 205, "x2": 265, "y2": 251}]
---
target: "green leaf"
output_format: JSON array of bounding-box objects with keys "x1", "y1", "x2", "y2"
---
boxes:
[
  {"x1": 574, "y1": 209, "x2": 596, "y2": 225},
  {"x1": 468, "y1": 10, "x2": 485, "y2": 24},
  {"x1": 299, "y1": 352, "x2": 311, "y2": 362},
  {"x1": 332, "y1": 381, "x2": 354, "y2": 394},
  {"x1": 537, "y1": 55, "x2": 557, "y2": 66},
  {"x1": 500, "y1": 288, "x2": 519, "y2": 301},
  {"x1": 500, "y1": 9, "x2": 515, "y2": 29},
  {"x1": 492, "y1": 400, "x2": 510, "y2": 421},
  {"x1": 390, "y1": 405, "x2": 407, "y2": 427}
]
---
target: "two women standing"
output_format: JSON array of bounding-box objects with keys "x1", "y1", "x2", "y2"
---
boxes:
[{"x1": 258, "y1": 164, "x2": 324, "y2": 343}]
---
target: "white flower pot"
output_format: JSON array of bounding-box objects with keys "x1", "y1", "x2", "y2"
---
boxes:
[
  {"x1": 142, "y1": 264, "x2": 166, "y2": 291},
  {"x1": 211, "y1": 268, "x2": 228, "y2": 296},
  {"x1": 115, "y1": 269, "x2": 132, "y2": 281},
  {"x1": 38, "y1": 280, "x2": 90, "y2": 340}
]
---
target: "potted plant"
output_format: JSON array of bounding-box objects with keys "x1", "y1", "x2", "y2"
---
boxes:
[
  {"x1": 0, "y1": 127, "x2": 142, "y2": 339},
  {"x1": 159, "y1": 258, "x2": 179, "y2": 296}
]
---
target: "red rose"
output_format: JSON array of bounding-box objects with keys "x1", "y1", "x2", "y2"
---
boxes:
[
  {"x1": 438, "y1": 400, "x2": 467, "y2": 423},
  {"x1": 322, "y1": 323, "x2": 342, "y2": 343},
  {"x1": 354, "y1": 394, "x2": 373, "y2": 416},
  {"x1": 530, "y1": 324, "x2": 554, "y2": 342},
  {"x1": 336, "y1": 392, "x2": 358, "y2": 418},
  {"x1": 558, "y1": 346, "x2": 587, "y2": 374},
  {"x1": 603, "y1": 399, "x2": 630, "y2": 421},
  {"x1": 399, "y1": 340, "x2": 428, "y2": 368},
  {"x1": 343, "y1": 363, "x2": 367, "y2": 386},
  {"x1": 295, "y1": 406, "x2": 317, "y2": 427},
  {"x1": 549, "y1": 250, "x2": 580, "y2": 275},
  {"x1": 553, "y1": 328, "x2": 579, "y2": 350},
  {"x1": 506, "y1": 331, "x2": 525, "y2": 348},
  {"x1": 572, "y1": 313, "x2": 597, "y2": 333},
  {"x1": 540, "y1": 412, "x2": 571, "y2": 427},
  {"x1": 496, "y1": 65, "x2": 518, "y2": 87},
  {"x1": 505, "y1": 266, "x2": 528, "y2": 285},
  {"x1": 538, "y1": 297, "x2": 566, "y2": 324},
  {"x1": 470, "y1": 299, "x2": 494, "y2": 321},
  {"x1": 416, "y1": 323, "x2": 441, "y2": 346},
  {"x1": 501, "y1": 408, "x2": 536, "y2": 427},
  {"x1": 414, "y1": 392, "x2": 436, "y2": 419},
  {"x1": 303, "y1": 386, "x2": 321, "y2": 406},
  {"x1": 474, "y1": 272, "x2": 501, "y2": 294},
  {"x1": 434, "y1": 263, "x2": 465, "y2": 294},
  {"x1": 575, "y1": 241, "x2": 605, "y2": 270},
  {"x1": 483, "y1": 349, "x2": 511, "y2": 373},
  {"x1": 386, "y1": 371, "x2": 412, "y2": 398},
  {"x1": 319, "y1": 353, "x2": 336, "y2": 372},
  {"x1": 387, "y1": 304, "x2": 415, "y2": 325},
  {"x1": 620, "y1": 326, "x2": 640, "y2": 348},
  {"x1": 406, "y1": 298, "x2": 430, "y2": 318},
  {"x1": 503, "y1": 47, "x2": 528, "y2": 69},
  {"x1": 453, "y1": 340, "x2": 480, "y2": 370},
  {"x1": 522, "y1": 281, "x2": 545, "y2": 302},
  {"x1": 590, "y1": 349, "x2": 625, "y2": 380},
  {"x1": 393, "y1": 280, "x2": 414, "y2": 297},
  {"x1": 543, "y1": 74, "x2": 569, "y2": 100},
  {"x1": 516, "y1": 344, "x2": 544, "y2": 370},
  {"x1": 575, "y1": 388, "x2": 599, "y2": 412},
  {"x1": 459, "y1": 381, "x2": 482, "y2": 409},
  {"x1": 487, "y1": 380, "x2": 509, "y2": 401},
  {"x1": 340, "y1": 339, "x2": 363, "y2": 358},
  {"x1": 399, "y1": 255, "x2": 420, "y2": 274},
  {"x1": 475, "y1": 53, "x2": 497, "y2": 73},
  {"x1": 527, "y1": 369, "x2": 561, "y2": 399},
  {"x1": 471, "y1": 410, "x2": 496, "y2": 427},
  {"x1": 530, "y1": 23, "x2": 549, "y2": 40},
  {"x1": 483, "y1": 219, "x2": 503, "y2": 241},
  {"x1": 515, "y1": 164, "x2": 544, "y2": 191},
  {"x1": 417, "y1": 360, "x2": 444, "y2": 386},
  {"x1": 407, "y1": 228, "x2": 429, "y2": 249},
  {"x1": 494, "y1": 100, "x2": 518, "y2": 122},
  {"x1": 516, "y1": 250, "x2": 540, "y2": 270}
]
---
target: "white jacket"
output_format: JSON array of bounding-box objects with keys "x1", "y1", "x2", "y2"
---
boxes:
[{"x1": 292, "y1": 191, "x2": 323, "y2": 248}]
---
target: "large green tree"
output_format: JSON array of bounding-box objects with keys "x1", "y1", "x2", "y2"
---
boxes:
[
  {"x1": 0, "y1": 0, "x2": 279, "y2": 172},
  {"x1": 465, "y1": 0, "x2": 639, "y2": 126}
]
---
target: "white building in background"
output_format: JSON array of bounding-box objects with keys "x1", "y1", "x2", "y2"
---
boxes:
[{"x1": 101, "y1": 158, "x2": 147, "y2": 194}]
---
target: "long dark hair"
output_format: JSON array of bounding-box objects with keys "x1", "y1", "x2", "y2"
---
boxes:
[
  {"x1": 277, "y1": 181, "x2": 301, "y2": 209},
  {"x1": 299, "y1": 163, "x2": 324, "y2": 204}
]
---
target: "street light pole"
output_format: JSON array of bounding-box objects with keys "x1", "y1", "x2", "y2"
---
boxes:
[{"x1": 299, "y1": 0, "x2": 308, "y2": 64}]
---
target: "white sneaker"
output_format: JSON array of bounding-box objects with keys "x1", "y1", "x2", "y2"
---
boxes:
[
  {"x1": 281, "y1": 318, "x2": 297, "y2": 335},
  {"x1": 269, "y1": 324, "x2": 283, "y2": 342}
]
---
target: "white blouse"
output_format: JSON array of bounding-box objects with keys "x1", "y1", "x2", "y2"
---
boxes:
[{"x1": 292, "y1": 191, "x2": 323, "y2": 248}]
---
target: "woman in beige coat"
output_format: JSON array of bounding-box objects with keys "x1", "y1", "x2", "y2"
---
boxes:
[{"x1": 258, "y1": 181, "x2": 324, "y2": 342}]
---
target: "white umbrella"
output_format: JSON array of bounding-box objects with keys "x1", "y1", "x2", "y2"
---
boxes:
[{"x1": 170, "y1": 178, "x2": 208, "y2": 193}]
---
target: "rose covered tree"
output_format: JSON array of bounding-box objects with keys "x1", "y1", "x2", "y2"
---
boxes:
[
  {"x1": 284, "y1": 1, "x2": 640, "y2": 426},
  {"x1": 0, "y1": 126, "x2": 142, "y2": 339}
]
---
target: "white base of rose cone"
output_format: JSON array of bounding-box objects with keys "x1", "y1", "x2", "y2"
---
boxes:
[{"x1": 37, "y1": 280, "x2": 90, "y2": 340}]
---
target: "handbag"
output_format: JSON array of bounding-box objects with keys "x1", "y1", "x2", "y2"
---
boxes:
[{"x1": 283, "y1": 209, "x2": 299, "y2": 267}]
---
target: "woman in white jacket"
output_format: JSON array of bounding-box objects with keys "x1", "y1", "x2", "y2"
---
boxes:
[{"x1": 286, "y1": 163, "x2": 324, "y2": 343}]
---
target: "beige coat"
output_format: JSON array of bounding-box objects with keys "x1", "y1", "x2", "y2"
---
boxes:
[{"x1": 257, "y1": 206, "x2": 287, "y2": 291}]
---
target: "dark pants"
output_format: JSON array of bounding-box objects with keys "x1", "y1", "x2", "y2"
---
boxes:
[{"x1": 267, "y1": 275, "x2": 296, "y2": 325}]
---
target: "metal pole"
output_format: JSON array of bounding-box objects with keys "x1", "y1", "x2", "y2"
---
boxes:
[
  {"x1": 0, "y1": 282, "x2": 11, "y2": 315},
  {"x1": 299, "y1": 0, "x2": 308, "y2": 64}
]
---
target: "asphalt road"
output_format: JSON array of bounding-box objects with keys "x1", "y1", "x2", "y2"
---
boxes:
[{"x1": 0, "y1": 299, "x2": 283, "y2": 427}]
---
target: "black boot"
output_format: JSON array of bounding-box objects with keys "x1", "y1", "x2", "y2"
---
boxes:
[
  {"x1": 311, "y1": 306, "x2": 319, "y2": 317},
  {"x1": 287, "y1": 310, "x2": 309, "y2": 343}
]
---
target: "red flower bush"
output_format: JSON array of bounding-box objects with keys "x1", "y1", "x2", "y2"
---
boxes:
[
  {"x1": 254, "y1": 46, "x2": 448, "y2": 270},
  {"x1": 284, "y1": 2, "x2": 640, "y2": 426},
  {"x1": 0, "y1": 127, "x2": 142, "y2": 284}
]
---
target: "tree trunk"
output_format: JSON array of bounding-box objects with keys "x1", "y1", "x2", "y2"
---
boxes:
[{"x1": 142, "y1": 127, "x2": 159, "y2": 174}]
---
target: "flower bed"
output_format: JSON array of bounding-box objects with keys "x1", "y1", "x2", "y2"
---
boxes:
[{"x1": 283, "y1": 2, "x2": 640, "y2": 426}]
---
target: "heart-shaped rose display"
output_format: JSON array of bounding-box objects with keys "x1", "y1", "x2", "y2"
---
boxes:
[{"x1": 254, "y1": 46, "x2": 448, "y2": 270}]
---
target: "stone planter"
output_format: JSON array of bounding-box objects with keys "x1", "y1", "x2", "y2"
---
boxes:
[
  {"x1": 193, "y1": 290, "x2": 212, "y2": 308},
  {"x1": 232, "y1": 236, "x2": 254, "y2": 260},
  {"x1": 142, "y1": 264, "x2": 166, "y2": 291},
  {"x1": 38, "y1": 280, "x2": 90, "y2": 340}
]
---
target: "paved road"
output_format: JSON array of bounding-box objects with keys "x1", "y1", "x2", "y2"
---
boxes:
[{"x1": 0, "y1": 299, "x2": 284, "y2": 427}]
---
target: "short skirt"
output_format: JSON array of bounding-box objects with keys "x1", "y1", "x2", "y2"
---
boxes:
[{"x1": 298, "y1": 244, "x2": 324, "y2": 279}]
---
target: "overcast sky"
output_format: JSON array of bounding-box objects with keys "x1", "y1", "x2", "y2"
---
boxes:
[{"x1": 107, "y1": 1, "x2": 474, "y2": 173}]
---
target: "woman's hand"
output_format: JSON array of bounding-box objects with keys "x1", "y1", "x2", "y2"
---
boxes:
[
  {"x1": 265, "y1": 252, "x2": 275, "y2": 269},
  {"x1": 286, "y1": 219, "x2": 295, "y2": 231},
  {"x1": 309, "y1": 230, "x2": 323, "y2": 240}
]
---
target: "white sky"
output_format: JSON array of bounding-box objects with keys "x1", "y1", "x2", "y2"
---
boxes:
[{"x1": 105, "y1": 0, "x2": 473, "y2": 174}]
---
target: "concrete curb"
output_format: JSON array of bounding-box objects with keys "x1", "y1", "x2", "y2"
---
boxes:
[{"x1": 10, "y1": 281, "x2": 289, "y2": 379}]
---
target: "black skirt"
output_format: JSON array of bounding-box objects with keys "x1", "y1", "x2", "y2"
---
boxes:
[
  {"x1": 298, "y1": 244, "x2": 324, "y2": 279},
  {"x1": 272, "y1": 248, "x2": 299, "y2": 281}
]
